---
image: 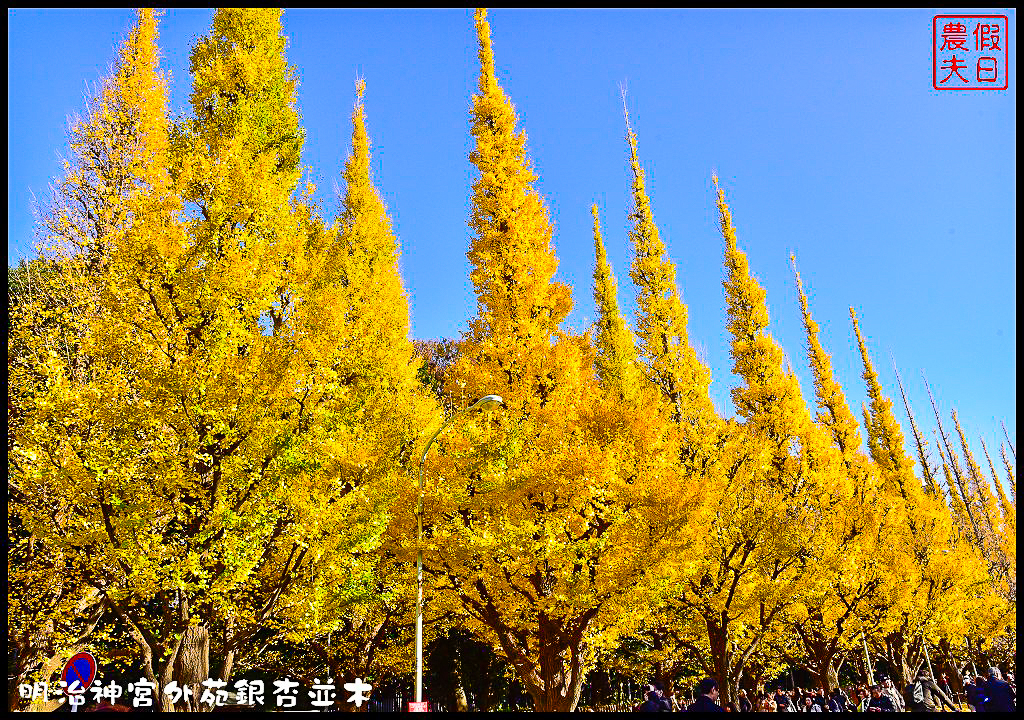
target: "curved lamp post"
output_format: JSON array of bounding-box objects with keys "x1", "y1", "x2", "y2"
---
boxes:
[{"x1": 415, "y1": 394, "x2": 503, "y2": 705}]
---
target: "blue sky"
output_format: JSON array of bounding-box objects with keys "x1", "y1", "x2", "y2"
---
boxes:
[{"x1": 7, "y1": 9, "x2": 1016, "y2": 470}]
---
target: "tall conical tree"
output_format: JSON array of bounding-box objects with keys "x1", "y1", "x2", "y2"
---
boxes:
[
  {"x1": 1000, "y1": 444, "x2": 1016, "y2": 501},
  {"x1": 336, "y1": 79, "x2": 418, "y2": 386},
  {"x1": 596, "y1": 114, "x2": 726, "y2": 703},
  {"x1": 152, "y1": 12, "x2": 311, "y2": 701},
  {"x1": 9, "y1": 10, "x2": 172, "y2": 709},
  {"x1": 849, "y1": 310, "x2": 982, "y2": 688},
  {"x1": 626, "y1": 106, "x2": 716, "y2": 439},
  {"x1": 721, "y1": 182, "x2": 826, "y2": 472},
  {"x1": 936, "y1": 430, "x2": 973, "y2": 540},
  {"x1": 612, "y1": 121, "x2": 724, "y2": 704},
  {"x1": 953, "y1": 411, "x2": 1001, "y2": 549},
  {"x1": 278, "y1": 79, "x2": 437, "y2": 693},
  {"x1": 981, "y1": 438, "x2": 1014, "y2": 531},
  {"x1": 982, "y1": 439, "x2": 1017, "y2": 604},
  {"x1": 15, "y1": 10, "x2": 401, "y2": 712},
  {"x1": 684, "y1": 177, "x2": 839, "y2": 702},
  {"x1": 459, "y1": 9, "x2": 571, "y2": 405},
  {"x1": 947, "y1": 420, "x2": 1015, "y2": 664},
  {"x1": 423, "y1": 12, "x2": 694, "y2": 713},
  {"x1": 850, "y1": 310, "x2": 925, "y2": 513},
  {"x1": 894, "y1": 367, "x2": 940, "y2": 497},
  {"x1": 792, "y1": 256, "x2": 863, "y2": 463},
  {"x1": 790, "y1": 257, "x2": 895, "y2": 694},
  {"x1": 591, "y1": 204, "x2": 641, "y2": 400},
  {"x1": 850, "y1": 311, "x2": 927, "y2": 683},
  {"x1": 926, "y1": 381, "x2": 984, "y2": 550}
]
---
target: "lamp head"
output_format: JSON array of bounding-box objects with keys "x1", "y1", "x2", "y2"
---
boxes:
[{"x1": 472, "y1": 394, "x2": 503, "y2": 411}]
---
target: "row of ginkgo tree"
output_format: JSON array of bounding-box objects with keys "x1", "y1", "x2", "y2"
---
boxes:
[{"x1": 8, "y1": 8, "x2": 1014, "y2": 713}]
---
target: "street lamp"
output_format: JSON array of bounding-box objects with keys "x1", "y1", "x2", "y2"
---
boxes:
[{"x1": 415, "y1": 394, "x2": 503, "y2": 705}]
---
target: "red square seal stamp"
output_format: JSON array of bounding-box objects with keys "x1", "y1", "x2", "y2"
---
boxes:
[{"x1": 933, "y1": 15, "x2": 1009, "y2": 90}]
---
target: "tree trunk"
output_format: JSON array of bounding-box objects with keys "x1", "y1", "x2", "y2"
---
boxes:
[
  {"x1": 20, "y1": 647, "x2": 69, "y2": 713},
  {"x1": 486, "y1": 609, "x2": 595, "y2": 713},
  {"x1": 588, "y1": 667, "x2": 611, "y2": 709},
  {"x1": 217, "y1": 650, "x2": 234, "y2": 684},
  {"x1": 449, "y1": 644, "x2": 469, "y2": 712},
  {"x1": 744, "y1": 667, "x2": 764, "y2": 696},
  {"x1": 935, "y1": 639, "x2": 964, "y2": 694},
  {"x1": 14, "y1": 592, "x2": 106, "y2": 711},
  {"x1": 706, "y1": 617, "x2": 737, "y2": 706},
  {"x1": 159, "y1": 624, "x2": 210, "y2": 712},
  {"x1": 811, "y1": 661, "x2": 840, "y2": 695},
  {"x1": 966, "y1": 636, "x2": 989, "y2": 672},
  {"x1": 525, "y1": 641, "x2": 588, "y2": 711},
  {"x1": 475, "y1": 654, "x2": 499, "y2": 712},
  {"x1": 454, "y1": 683, "x2": 469, "y2": 712},
  {"x1": 883, "y1": 630, "x2": 920, "y2": 690}
]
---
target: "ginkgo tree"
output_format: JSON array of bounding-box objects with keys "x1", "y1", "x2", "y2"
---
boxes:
[
  {"x1": 668, "y1": 179, "x2": 846, "y2": 704},
  {"x1": 406, "y1": 9, "x2": 700, "y2": 712},
  {"x1": 784, "y1": 259, "x2": 903, "y2": 694},
  {"x1": 246, "y1": 78, "x2": 437, "y2": 693},
  {"x1": 10, "y1": 8, "x2": 430, "y2": 711},
  {"x1": 849, "y1": 310, "x2": 998, "y2": 688}
]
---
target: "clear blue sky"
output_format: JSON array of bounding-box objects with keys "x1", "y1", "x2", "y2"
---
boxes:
[{"x1": 7, "y1": 9, "x2": 1017, "y2": 470}]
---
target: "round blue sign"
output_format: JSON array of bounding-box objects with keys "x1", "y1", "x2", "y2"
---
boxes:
[{"x1": 61, "y1": 651, "x2": 97, "y2": 694}]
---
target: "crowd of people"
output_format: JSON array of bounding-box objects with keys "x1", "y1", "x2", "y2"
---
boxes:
[{"x1": 632, "y1": 665, "x2": 1015, "y2": 712}]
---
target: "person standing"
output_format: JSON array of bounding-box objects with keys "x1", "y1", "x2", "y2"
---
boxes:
[
  {"x1": 773, "y1": 687, "x2": 796, "y2": 712},
  {"x1": 966, "y1": 675, "x2": 987, "y2": 711},
  {"x1": 737, "y1": 689, "x2": 751, "y2": 713},
  {"x1": 800, "y1": 695, "x2": 822, "y2": 712},
  {"x1": 938, "y1": 672, "x2": 954, "y2": 700},
  {"x1": 637, "y1": 686, "x2": 671, "y2": 712},
  {"x1": 867, "y1": 685, "x2": 896, "y2": 712},
  {"x1": 983, "y1": 666, "x2": 1016, "y2": 712},
  {"x1": 638, "y1": 684, "x2": 671, "y2": 712},
  {"x1": 857, "y1": 687, "x2": 872, "y2": 712},
  {"x1": 811, "y1": 689, "x2": 827, "y2": 711},
  {"x1": 880, "y1": 676, "x2": 905, "y2": 712},
  {"x1": 828, "y1": 687, "x2": 851, "y2": 712},
  {"x1": 686, "y1": 677, "x2": 725, "y2": 713}
]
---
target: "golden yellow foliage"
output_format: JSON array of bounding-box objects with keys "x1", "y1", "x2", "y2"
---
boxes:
[
  {"x1": 410, "y1": 10, "x2": 698, "y2": 712},
  {"x1": 10, "y1": 9, "x2": 431, "y2": 710},
  {"x1": 8, "y1": 8, "x2": 1014, "y2": 712},
  {"x1": 591, "y1": 204, "x2": 642, "y2": 402}
]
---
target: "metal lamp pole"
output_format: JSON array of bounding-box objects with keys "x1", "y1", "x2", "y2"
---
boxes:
[
  {"x1": 861, "y1": 632, "x2": 875, "y2": 685},
  {"x1": 415, "y1": 394, "x2": 503, "y2": 705},
  {"x1": 923, "y1": 641, "x2": 934, "y2": 678}
]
